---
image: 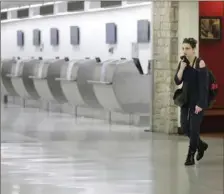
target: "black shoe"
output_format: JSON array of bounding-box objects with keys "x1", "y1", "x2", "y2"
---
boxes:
[
  {"x1": 196, "y1": 142, "x2": 208, "y2": 161},
  {"x1": 185, "y1": 150, "x2": 195, "y2": 166}
]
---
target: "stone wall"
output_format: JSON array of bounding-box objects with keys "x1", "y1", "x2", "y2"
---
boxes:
[{"x1": 152, "y1": 1, "x2": 179, "y2": 133}]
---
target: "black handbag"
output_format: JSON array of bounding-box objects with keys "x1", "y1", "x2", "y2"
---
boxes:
[
  {"x1": 173, "y1": 56, "x2": 191, "y2": 107},
  {"x1": 173, "y1": 83, "x2": 188, "y2": 107}
]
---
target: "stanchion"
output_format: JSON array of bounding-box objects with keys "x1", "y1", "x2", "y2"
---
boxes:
[
  {"x1": 108, "y1": 111, "x2": 111, "y2": 124},
  {"x1": 3, "y1": 95, "x2": 8, "y2": 104},
  {"x1": 74, "y1": 105, "x2": 78, "y2": 118},
  {"x1": 145, "y1": 59, "x2": 154, "y2": 132},
  {"x1": 23, "y1": 98, "x2": 26, "y2": 108},
  {"x1": 47, "y1": 101, "x2": 50, "y2": 112},
  {"x1": 129, "y1": 114, "x2": 133, "y2": 126}
]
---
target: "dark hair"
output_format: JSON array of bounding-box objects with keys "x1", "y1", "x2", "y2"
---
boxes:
[{"x1": 183, "y1": 38, "x2": 197, "y2": 49}]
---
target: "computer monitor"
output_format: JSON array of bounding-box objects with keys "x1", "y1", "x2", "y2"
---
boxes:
[
  {"x1": 95, "y1": 57, "x2": 101, "y2": 63},
  {"x1": 132, "y1": 58, "x2": 144, "y2": 75}
]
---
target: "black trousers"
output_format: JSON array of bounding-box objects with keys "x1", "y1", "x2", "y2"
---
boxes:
[{"x1": 181, "y1": 106, "x2": 204, "y2": 152}]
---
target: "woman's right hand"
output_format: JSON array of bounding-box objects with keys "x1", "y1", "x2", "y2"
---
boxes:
[{"x1": 180, "y1": 61, "x2": 187, "y2": 71}]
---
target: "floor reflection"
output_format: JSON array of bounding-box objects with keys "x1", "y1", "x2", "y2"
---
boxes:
[{"x1": 1, "y1": 105, "x2": 223, "y2": 194}]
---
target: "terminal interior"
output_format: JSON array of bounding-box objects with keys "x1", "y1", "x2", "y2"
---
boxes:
[{"x1": 1, "y1": 1, "x2": 223, "y2": 194}]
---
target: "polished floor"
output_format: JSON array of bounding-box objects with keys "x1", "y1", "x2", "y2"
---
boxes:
[{"x1": 1, "y1": 104, "x2": 224, "y2": 194}]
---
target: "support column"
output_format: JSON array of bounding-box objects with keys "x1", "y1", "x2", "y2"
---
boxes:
[
  {"x1": 152, "y1": 1, "x2": 179, "y2": 134},
  {"x1": 85, "y1": 1, "x2": 101, "y2": 11},
  {"x1": 7, "y1": 9, "x2": 17, "y2": 19},
  {"x1": 54, "y1": 2, "x2": 67, "y2": 14},
  {"x1": 29, "y1": 5, "x2": 40, "y2": 17}
]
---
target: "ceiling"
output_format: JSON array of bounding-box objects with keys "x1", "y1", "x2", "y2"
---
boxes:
[
  {"x1": 1, "y1": 0, "x2": 62, "y2": 10},
  {"x1": 1, "y1": 0, "x2": 150, "y2": 11}
]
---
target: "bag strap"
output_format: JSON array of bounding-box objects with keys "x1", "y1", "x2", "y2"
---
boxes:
[{"x1": 193, "y1": 57, "x2": 201, "y2": 69}]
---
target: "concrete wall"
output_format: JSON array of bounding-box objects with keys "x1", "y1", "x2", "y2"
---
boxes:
[{"x1": 152, "y1": 1, "x2": 179, "y2": 133}]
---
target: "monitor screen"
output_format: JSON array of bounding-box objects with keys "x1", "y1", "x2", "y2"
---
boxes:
[{"x1": 133, "y1": 58, "x2": 143, "y2": 75}]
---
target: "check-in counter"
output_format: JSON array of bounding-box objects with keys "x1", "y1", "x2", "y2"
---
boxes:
[
  {"x1": 56, "y1": 59, "x2": 86, "y2": 106},
  {"x1": 87, "y1": 59, "x2": 123, "y2": 112},
  {"x1": 88, "y1": 59, "x2": 150, "y2": 115},
  {"x1": 76, "y1": 59, "x2": 103, "y2": 109},
  {"x1": 8, "y1": 59, "x2": 41, "y2": 100},
  {"x1": 1, "y1": 59, "x2": 19, "y2": 96},
  {"x1": 30, "y1": 59, "x2": 68, "y2": 103},
  {"x1": 113, "y1": 59, "x2": 150, "y2": 115}
]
